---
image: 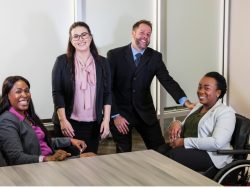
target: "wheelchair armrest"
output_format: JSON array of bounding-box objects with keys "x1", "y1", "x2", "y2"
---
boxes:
[{"x1": 217, "y1": 149, "x2": 250, "y2": 155}]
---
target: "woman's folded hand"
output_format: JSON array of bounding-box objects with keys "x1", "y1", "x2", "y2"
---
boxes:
[{"x1": 43, "y1": 149, "x2": 71, "y2": 162}]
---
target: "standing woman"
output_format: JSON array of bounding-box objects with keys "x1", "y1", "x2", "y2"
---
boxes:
[{"x1": 52, "y1": 22, "x2": 111, "y2": 154}]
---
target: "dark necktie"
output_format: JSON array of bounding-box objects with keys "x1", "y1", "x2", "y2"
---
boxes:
[{"x1": 134, "y1": 53, "x2": 142, "y2": 66}]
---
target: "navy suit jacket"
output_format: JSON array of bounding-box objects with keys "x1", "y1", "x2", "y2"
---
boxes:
[{"x1": 107, "y1": 44, "x2": 186, "y2": 125}]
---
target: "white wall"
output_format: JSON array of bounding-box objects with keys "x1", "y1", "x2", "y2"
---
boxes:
[
  {"x1": 163, "y1": 0, "x2": 224, "y2": 107},
  {"x1": 228, "y1": 0, "x2": 250, "y2": 118},
  {"x1": 83, "y1": 0, "x2": 157, "y2": 56},
  {"x1": 0, "y1": 0, "x2": 74, "y2": 118}
]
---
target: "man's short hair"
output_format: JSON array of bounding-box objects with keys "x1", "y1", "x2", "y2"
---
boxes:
[{"x1": 132, "y1": 20, "x2": 152, "y2": 31}]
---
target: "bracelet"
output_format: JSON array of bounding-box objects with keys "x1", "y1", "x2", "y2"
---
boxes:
[{"x1": 39, "y1": 155, "x2": 45, "y2": 163}]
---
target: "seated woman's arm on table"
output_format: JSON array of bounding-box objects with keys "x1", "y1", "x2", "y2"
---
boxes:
[{"x1": 0, "y1": 118, "x2": 86, "y2": 165}]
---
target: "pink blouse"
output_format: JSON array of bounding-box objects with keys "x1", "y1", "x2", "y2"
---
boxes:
[{"x1": 71, "y1": 53, "x2": 97, "y2": 122}]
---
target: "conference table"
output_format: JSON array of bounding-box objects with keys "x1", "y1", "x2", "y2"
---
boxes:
[{"x1": 0, "y1": 150, "x2": 219, "y2": 186}]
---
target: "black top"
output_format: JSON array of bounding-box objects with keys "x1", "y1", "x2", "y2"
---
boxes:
[{"x1": 51, "y1": 54, "x2": 112, "y2": 125}]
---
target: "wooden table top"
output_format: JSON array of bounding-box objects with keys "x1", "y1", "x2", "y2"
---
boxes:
[{"x1": 0, "y1": 150, "x2": 219, "y2": 186}]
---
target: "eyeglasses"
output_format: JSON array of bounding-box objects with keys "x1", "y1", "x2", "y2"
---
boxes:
[{"x1": 71, "y1": 32, "x2": 90, "y2": 41}]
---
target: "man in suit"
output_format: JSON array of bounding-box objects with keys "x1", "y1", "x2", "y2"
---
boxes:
[{"x1": 107, "y1": 20, "x2": 194, "y2": 153}]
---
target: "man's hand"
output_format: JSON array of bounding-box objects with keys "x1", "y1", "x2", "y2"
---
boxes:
[
  {"x1": 184, "y1": 100, "x2": 195, "y2": 110},
  {"x1": 113, "y1": 115, "x2": 130, "y2": 134}
]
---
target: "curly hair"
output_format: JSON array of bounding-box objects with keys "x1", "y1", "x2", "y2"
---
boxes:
[{"x1": 204, "y1": 71, "x2": 227, "y2": 99}]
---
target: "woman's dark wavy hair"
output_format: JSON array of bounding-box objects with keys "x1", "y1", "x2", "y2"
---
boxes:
[
  {"x1": 0, "y1": 76, "x2": 51, "y2": 140},
  {"x1": 204, "y1": 71, "x2": 227, "y2": 99}
]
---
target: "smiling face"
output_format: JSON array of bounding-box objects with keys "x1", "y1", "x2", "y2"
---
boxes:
[
  {"x1": 8, "y1": 80, "x2": 31, "y2": 115},
  {"x1": 70, "y1": 26, "x2": 92, "y2": 53},
  {"x1": 197, "y1": 76, "x2": 221, "y2": 109},
  {"x1": 131, "y1": 23, "x2": 151, "y2": 51}
]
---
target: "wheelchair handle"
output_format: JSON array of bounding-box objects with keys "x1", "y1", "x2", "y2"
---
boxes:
[{"x1": 217, "y1": 149, "x2": 250, "y2": 155}]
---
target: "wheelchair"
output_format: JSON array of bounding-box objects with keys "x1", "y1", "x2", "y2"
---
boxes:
[{"x1": 202, "y1": 113, "x2": 250, "y2": 185}]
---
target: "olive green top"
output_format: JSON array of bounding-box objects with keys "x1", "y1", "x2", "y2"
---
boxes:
[{"x1": 183, "y1": 107, "x2": 206, "y2": 138}]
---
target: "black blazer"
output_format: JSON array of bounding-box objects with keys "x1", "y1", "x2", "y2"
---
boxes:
[
  {"x1": 52, "y1": 54, "x2": 111, "y2": 125},
  {"x1": 107, "y1": 44, "x2": 186, "y2": 125}
]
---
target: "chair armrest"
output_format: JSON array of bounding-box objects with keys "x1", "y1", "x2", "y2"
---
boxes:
[{"x1": 217, "y1": 149, "x2": 250, "y2": 155}]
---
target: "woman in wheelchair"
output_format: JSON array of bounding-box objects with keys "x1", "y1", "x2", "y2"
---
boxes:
[
  {"x1": 0, "y1": 76, "x2": 87, "y2": 165},
  {"x1": 162, "y1": 71, "x2": 236, "y2": 172}
]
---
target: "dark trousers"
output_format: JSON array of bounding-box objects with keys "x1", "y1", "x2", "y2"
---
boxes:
[
  {"x1": 110, "y1": 110, "x2": 165, "y2": 153},
  {"x1": 54, "y1": 119, "x2": 100, "y2": 154},
  {"x1": 162, "y1": 144, "x2": 214, "y2": 171}
]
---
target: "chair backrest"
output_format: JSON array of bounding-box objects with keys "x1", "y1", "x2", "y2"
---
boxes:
[{"x1": 231, "y1": 114, "x2": 250, "y2": 159}]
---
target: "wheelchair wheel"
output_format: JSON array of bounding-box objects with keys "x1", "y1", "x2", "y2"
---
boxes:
[{"x1": 213, "y1": 160, "x2": 250, "y2": 186}]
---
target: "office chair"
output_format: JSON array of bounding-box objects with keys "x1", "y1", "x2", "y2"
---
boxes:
[{"x1": 202, "y1": 114, "x2": 250, "y2": 185}]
